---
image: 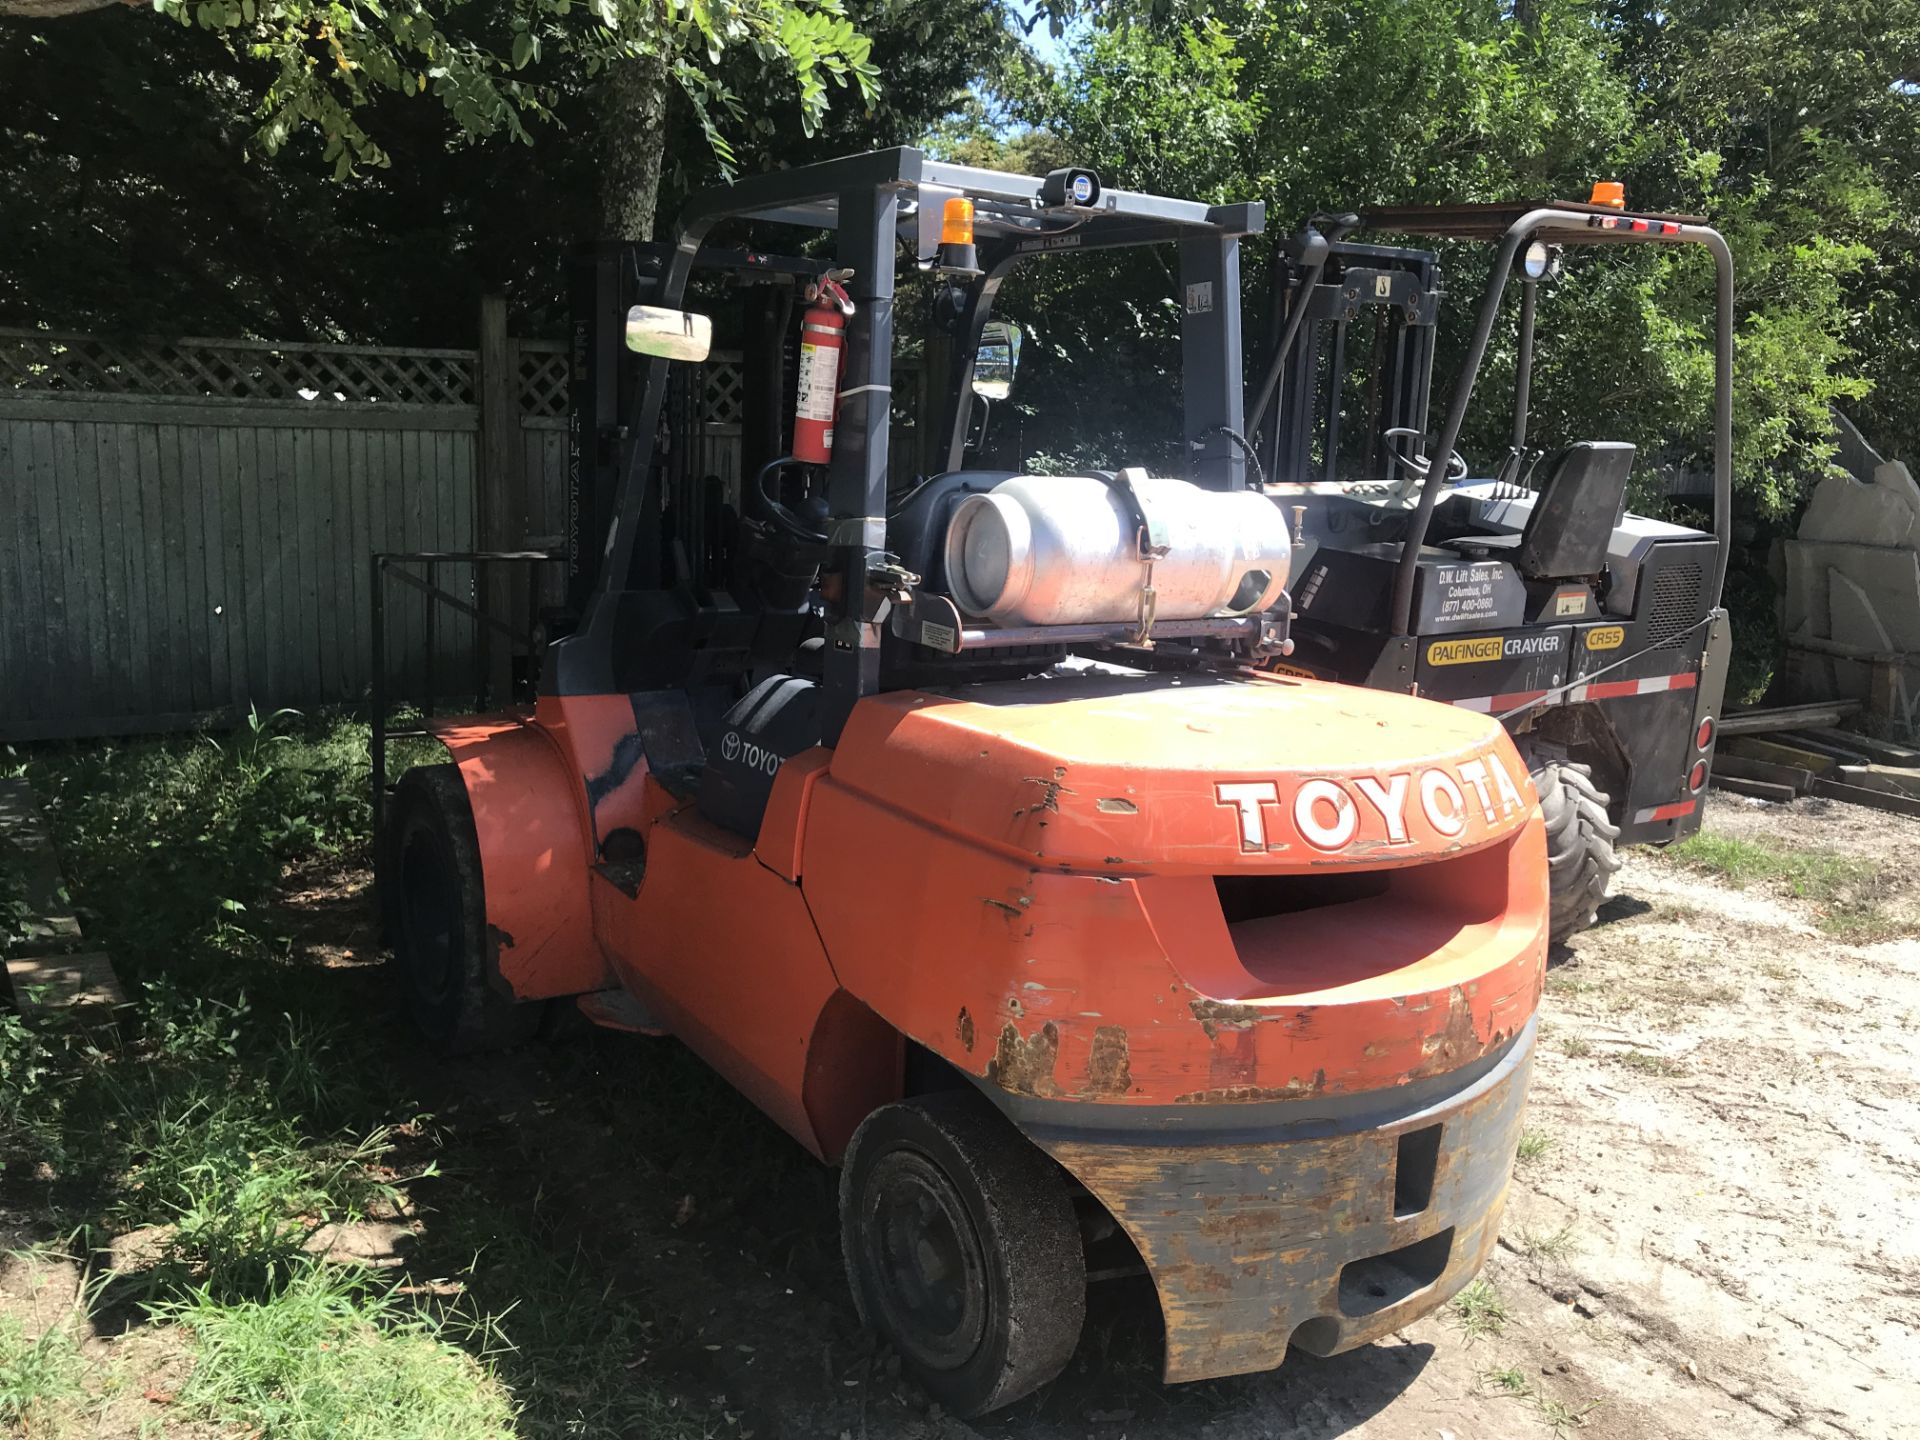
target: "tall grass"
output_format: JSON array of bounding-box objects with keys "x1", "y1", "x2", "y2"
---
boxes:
[{"x1": 2, "y1": 714, "x2": 714, "y2": 1437}]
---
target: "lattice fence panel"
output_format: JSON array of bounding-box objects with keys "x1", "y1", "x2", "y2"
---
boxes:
[
  {"x1": 0, "y1": 329, "x2": 477, "y2": 406},
  {"x1": 700, "y1": 360, "x2": 743, "y2": 427},
  {"x1": 516, "y1": 344, "x2": 570, "y2": 419}
]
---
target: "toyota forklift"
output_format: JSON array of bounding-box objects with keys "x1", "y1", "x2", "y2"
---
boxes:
[
  {"x1": 381, "y1": 149, "x2": 1549, "y2": 1415},
  {"x1": 1250, "y1": 191, "x2": 1734, "y2": 940}
]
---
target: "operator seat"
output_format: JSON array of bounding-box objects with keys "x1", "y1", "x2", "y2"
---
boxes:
[{"x1": 1442, "y1": 441, "x2": 1634, "y2": 580}]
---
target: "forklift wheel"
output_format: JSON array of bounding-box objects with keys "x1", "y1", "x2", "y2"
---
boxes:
[
  {"x1": 1534, "y1": 761, "x2": 1622, "y2": 943},
  {"x1": 839, "y1": 1093, "x2": 1085, "y2": 1417},
  {"x1": 386, "y1": 764, "x2": 543, "y2": 1054}
]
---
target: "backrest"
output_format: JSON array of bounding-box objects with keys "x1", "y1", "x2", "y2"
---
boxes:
[{"x1": 1517, "y1": 441, "x2": 1635, "y2": 579}]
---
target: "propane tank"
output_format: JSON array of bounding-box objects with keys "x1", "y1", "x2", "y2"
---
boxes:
[
  {"x1": 943, "y1": 473, "x2": 1291, "y2": 627},
  {"x1": 793, "y1": 280, "x2": 851, "y2": 465}
]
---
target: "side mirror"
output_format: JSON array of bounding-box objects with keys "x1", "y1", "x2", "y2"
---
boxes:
[
  {"x1": 971, "y1": 321, "x2": 1021, "y2": 402},
  {"x1": 625, "y1": 305, "x2": 713, "y2": 362}
]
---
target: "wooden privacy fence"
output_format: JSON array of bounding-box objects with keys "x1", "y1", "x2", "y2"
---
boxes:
[{"x1": 0, "y1": 311, "x2": 751, "y2": 741}]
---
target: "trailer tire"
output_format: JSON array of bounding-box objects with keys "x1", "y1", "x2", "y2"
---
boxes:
[
  {"x1": 840, "y1": 1092, "x2": 1085, "y2": 1417},
  {"x1": 1534, "y1": 761, "x2": 1622, "y2": 943},
  {"x1": 385, "y1": 764, "x2": 542, "y2": 1054}
]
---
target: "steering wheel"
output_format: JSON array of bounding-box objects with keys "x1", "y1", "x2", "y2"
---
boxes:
[{"x1": 1383, "y1": 427, "x2": 1467, "y2": 485}]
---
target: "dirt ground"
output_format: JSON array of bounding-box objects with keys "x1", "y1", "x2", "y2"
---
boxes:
[
  {"x1": 12, "y1": 792, "x2": 1919, "y2": 1438},
  {"x1": 356, "y1": 792, "x2": 1912, "y2": 1440}
]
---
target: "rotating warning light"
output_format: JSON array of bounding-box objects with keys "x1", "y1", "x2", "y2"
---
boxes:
[
  {"x1": 937, "y1": 196, "x2": 980, "y2": 277},
  {"x1": 940, "y1": 197, "x2": 975, "y2": 247},
  {"x1": 1589, "y1": 180, "x2": 1626, "y2": 209}
]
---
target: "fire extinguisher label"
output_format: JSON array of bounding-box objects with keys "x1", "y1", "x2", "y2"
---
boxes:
[{"x1": 797, "y1": 342, "x2": 837, "y2": 423}]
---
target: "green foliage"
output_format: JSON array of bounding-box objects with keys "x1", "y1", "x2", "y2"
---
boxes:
[
  {"x1": 1, "y1": 719, "x2": 398, "y2": 1301},
  {"x1": 2, "y1": 721, "x2": 714, "y2": 1434},
  {"x1": 142, "y1": 0, "x2": 877, "y2": 182},
  {"x1": 0, "y1": 1314, "x2": 88, "y2": 1428},
  {"x1": 152, "y1": 1261, "x2": 516, "y2": 1439},
  {"x1": 977, "y1": 0, "x2": 1913, "y2": 548},
  {"x1": 1663, "y1": 830, "x2": 1908, "y2": 938}
]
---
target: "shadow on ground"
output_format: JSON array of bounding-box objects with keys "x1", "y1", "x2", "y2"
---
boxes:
[{"x1": 283, "y1": 871, "x2": 1432, "y2": 1440}]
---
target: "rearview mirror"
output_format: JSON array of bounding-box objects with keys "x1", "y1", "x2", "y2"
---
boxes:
[
  {"x1": 625, "y1": 305, "x2": 713, "y2": 362},
  {"x1": 971, "y1": 321, "x2": 1021, "y2": 402}
]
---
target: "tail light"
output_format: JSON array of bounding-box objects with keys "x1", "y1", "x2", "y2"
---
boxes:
[
  {"x1": 1695, "y1": 716, "x2": 1715, "y2": 750},
  {"x1": 1688, "y1": 760, "x2": 1708, "y2": 792}
]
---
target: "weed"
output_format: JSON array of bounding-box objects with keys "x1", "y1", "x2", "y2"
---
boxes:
[
  {"x1": 7, "y1": 720, "x2": 708, "y2": 1439},
  {"x1": 1452, "y1": 1278, "x2": 1509, "y2": 1340},
  {"x1": 1516, "y1": 1128, "x2": 1557, "y2": 1165},
  {"x1": 152, "y1": 1260, "x2": 514, "y2": 1440},
  {"x1": 1540, "y1": 1395, "x2": 1601, "y2": 1434},
  {"x1": 1614, "y1": 1048, "x2": 1686, "y2": 1077},
  {"x1": 1663, "y1": 833, "x2": 1908, "y2": 940},
  {"x1": 1517, "y1": 1224, "x2": 1579, "y2": 1263},
  {"x1": 1560, "y1": 1035, "x2": 1593, "y2": 1058},
  {"x1": 1483, "y1": 1365, "x2": 1533, "y2": 1398},
  {"x1": 0, "y1": 1315, "x2": 87, "y2": 1427}
]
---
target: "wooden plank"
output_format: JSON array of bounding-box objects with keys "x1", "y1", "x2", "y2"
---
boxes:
[
  {"x1": 216, "y1": 426, "x2": 250, "y2": 713},
  {"x1": 0, "y1": 394, "x2": 478, "y2": 431},
  {"x1": 113, "y1": 425, "x2": 154, "y2": 726},
  {"x1": 0, "y1": 425, "x2": 27, "y2": 727},
  {"x1": 283, "y1": 426, "x2": 318, "y2": 705},
  {"x1": 1802, "y1": 727, "x2": 1920, "y2": 767},
  {"x1": 326, "y1": 424, "x2": 354, "y2": 703},
  {"x1": 0, "y1": 777, "x2": 82, "y2": 949},
  {"x1": 182, "y1": 421, "x2": 216, "y2": 712},
  {"x1": 91, "y1": 423, "x2": 131, "y2": 721},
  {"x1": 6, "y1": 953, "x2": 127, "y2": 1020},
  {"x1": 195, "y1": 424, "x2": 230, "y2": 710},
  {"x1": 478, "y1": 298, "x2": 517, "y2": 704},
  {"x1": 1723, "y1": 736, "x2": 1838, "y2": 773},
  {"x1": 1835, "y1": 765, "x2": 1920, "y2": 799},
  {"x1": 1775, "y1": 730, "x2": 1874, "y2": 765},
  {"x1": 1718, "y1": 700, "x2": 1863, "y2": 736},
  {"x1": 1709, "y1": 773, "x2": 1796, "y2": 803},
  {"x1": 50, "y1": 419, "x2": 102, "y2": 724},
  {"x1": 342, "y1": 427, "x2": 372, "y2": 702},
  {"x1": 30, "y1": 422, "x2": 71, "y2": 727},
  {"x1": 156, "y1": 423, "x2": 194, "y2": 716},
  {"x1": 1711, "y1": 753, "x2": 1816, "y2": 794},
  {"x1": 1810, "y1": 776, "x2": 1920, "y2": 820},
  {"x1": 304, "y1": 427, "x2": 336, "y2": 703}
]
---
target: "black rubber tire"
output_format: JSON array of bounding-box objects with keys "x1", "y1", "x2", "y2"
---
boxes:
[
  {"x1": 385, "y1": 764, "x2": 542, "y2": 1054},
  {"x1": 1534, "y1": 761, "x2": 1622, "y2": 943},
  {"x1": 839, "y1": 1093, "x2": 1085, "y2": 1417}
]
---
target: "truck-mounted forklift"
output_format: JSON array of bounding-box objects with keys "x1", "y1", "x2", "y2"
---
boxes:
[{"x1": 1252, "y1": 193, "x2": 1733, "y2": 939}]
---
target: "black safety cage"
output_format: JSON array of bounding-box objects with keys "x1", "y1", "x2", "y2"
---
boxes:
[
  {"x1": 546, "y1": 147, "x2": 1270, "y2": 741},
  {"x1": 1256, "y1": 201, "x2": 1734, "y2": 639}
]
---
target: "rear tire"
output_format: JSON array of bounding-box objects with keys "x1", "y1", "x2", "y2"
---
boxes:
[
  {"x1": 1533, "y1": 761, "x2": 1622, "y2": 943},
  {"x1": 385, "y1": 764, "x2": 542, "y2": 1054},
  {"x1": 840, "y1": 1092, "x2": 1085, "y2": 1417}
]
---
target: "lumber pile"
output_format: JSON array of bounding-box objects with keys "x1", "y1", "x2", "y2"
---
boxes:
[
  {"x1": 0, "y1": 777, "x2": 126, "y2": 1025},
  {"x1": 1711, "y1": 702, "x2": 1920, "y2": 816}
]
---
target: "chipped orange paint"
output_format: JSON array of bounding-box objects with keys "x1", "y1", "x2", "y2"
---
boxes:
[{"x1": 432, "y1": 667, "x2": 1547, "y2": 1368}]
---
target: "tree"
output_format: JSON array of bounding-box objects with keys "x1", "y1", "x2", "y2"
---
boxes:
[
  {"x1": 977, "y1": 1, "x2": 1638, "y2": 472},
  {"x1": 0, "y1": 0, "x2": 1010, "y2": 339},
  {"x1": 1, "y1": 0, "x2": 881, "y2": 242}
]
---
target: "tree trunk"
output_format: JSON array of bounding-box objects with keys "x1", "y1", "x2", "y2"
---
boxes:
[{"x1": 598, "y1": 46, "x2": 674, "y2": 242}]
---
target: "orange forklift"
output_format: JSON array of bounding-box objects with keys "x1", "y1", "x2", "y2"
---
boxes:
[{"x1": 378, "y1": 149, "x2": 1549, "y2": 1415}]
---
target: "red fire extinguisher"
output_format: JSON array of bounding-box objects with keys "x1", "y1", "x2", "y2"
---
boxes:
[{"x1": 794, "y1": 277, "x2": 853, "y2": 466}]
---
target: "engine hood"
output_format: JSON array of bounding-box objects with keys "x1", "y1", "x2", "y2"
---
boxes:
[{"x1": 830, "y1": 670, "x2": 1536, "y2": 873}]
